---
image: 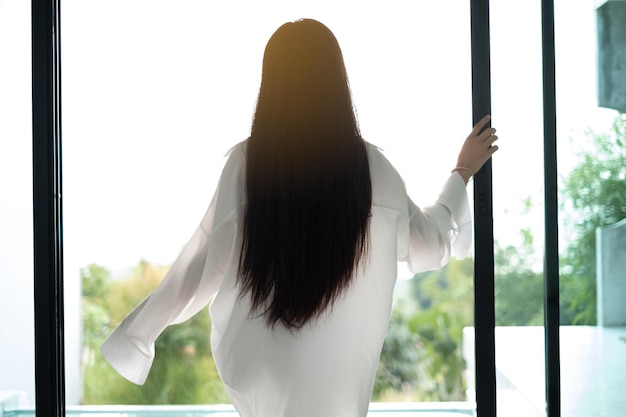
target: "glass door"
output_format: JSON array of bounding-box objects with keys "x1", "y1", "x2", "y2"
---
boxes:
[
  {"x1": 61, "y1": 0, "x2": 478, "y2": 408},
  {"x1": 556, "y1": 1, "x2": 626, "y2": 416},
  {"x1": 0, "y1": 0, "x2": 36, "y2": 410},
  {"x1": 489, "y1": 1, "x2": 547, "y2": 415}
]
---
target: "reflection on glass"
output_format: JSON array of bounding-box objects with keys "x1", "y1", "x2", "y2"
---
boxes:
[
  {"x1": 62, "y1": 0, "x2": 474, "y2": 406},
  {"x1": 0, "y1": 0, "x2": 35, "y2": 410},
  {"x1": 556, "y1": 1, "x2": 626, "y2": 415},
  {"x1": 484, "y1": 0, "x2": 626, "y2": 416},
  {"x1": 489, "y1": 0, "x2": 546, "y2": 416}
]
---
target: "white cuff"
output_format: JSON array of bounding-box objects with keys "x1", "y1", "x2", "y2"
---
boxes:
[
  {"x1": 439, "y1": 172, "x2": 472, "y2": 259},
  {"x1": 100, "y1": 325, "x2": 154, "y2": 385}
]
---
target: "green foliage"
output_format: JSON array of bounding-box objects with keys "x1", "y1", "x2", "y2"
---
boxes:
[
  {"x1": 374, "y1": 257, "x2": 473, "y2": 402},
  {"x1": 494, "y1": 230, "x2": 544, "y2": 327},
  {"x1": 82, "y1": 263, "x2": 111, "y2": 300},
  {"x1": 560, "y1": 113, "x2": 626, "y2": 324},
  {"x1": 85, "y1": 180, "x2": 578, "y2": 405},
  {"x1": 373, "y1": 308, "x2": 420, "y2": 399},
  {"x1": 405, "y1": 258, "x2": 473, "y2": 401},
  {"x1": 81, "y1": 264, "x2": 113, "y2": 352},
  {"x1": 372, "y1": 115, "x2": 626, "y2": 400},
  {"x1": 81, "y1": 260, "x2": 230, "y2": 405},
  {"x1": 374, "y1": 216, "x2": 547, "y2": 401},
  {"x1": 406, "y1": 305, "x2": 467, "y2": 401}
]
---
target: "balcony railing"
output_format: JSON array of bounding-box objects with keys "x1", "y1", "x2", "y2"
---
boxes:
[{"x1": 0, "y1": 392, "x2": 474, "y2": 417}]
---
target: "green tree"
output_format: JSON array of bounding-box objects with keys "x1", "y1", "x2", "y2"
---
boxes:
[
  {"x1": 406, "y1": 258, "x2": 473, "y2": 401},
  {"x1": 373, "y1": 307, "x2": 420, "y2": 400},
  {"x1": 494, "y1": 197, "x2": 544, "y2": 327},
  {"x1": 82, "y1": 260, "x2": 230, "y2": 405},
  {"x1": 374, "y1": 257, "x2": 474, "y2": 402},
  {"x1": 81, "y1": 264, "x2": 113, "y2": 364},
  {"x1": 374, "y1": 213, "x2": 546, "y2": 402},
  {"x1": 494, "y1": 239, "x2": 544, "y2": 326},
  {"x1": 406, "y1": 304, "x2": 467, "y2": 401},
  {"x1": 560, "y1": 113, "x2": 626, "y2": 324},
  {"x1": 82, "y1": 263, "x2": 111, "y2": 300}
]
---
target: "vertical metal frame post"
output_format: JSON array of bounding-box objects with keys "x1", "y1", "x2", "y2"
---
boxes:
[
  {"x1": 26, "y1": 2, "x2": 557, "y2": 417},
  {"x1": 470, "y1": 0, "x2": 496, "y2": 416},
  {"x1": 32, "y1": 0, "x2": 65, "y2": 415},
  {"x1": 541, "y1": 0, "x2": 561, "y2": 416}
]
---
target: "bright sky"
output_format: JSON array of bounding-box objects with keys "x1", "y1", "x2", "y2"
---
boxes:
[{"x1": 1, "y1": 0, "x2": 618, "y2": 279}]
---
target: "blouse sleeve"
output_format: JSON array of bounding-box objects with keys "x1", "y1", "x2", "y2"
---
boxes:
[
  {"x1": 100, "y1": 146, "x2": 244, "y2": 385},
  {"x1": 404, "y1": 171, "x2": 472, "y2": 273}
]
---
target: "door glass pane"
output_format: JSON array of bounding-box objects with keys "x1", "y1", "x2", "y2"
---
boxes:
[
  {"x1": 490, "y1": 1, "x2": 547, "y2": 415},
  {"x1": 62, "y1": 0, "x2": 474, "y2": 408},
  {"x1": 556, "y1": 1, "x2": 626, "y2": 416},
  {"x1": 0, "y1": 0, "x2": 35, "y2": 411}
]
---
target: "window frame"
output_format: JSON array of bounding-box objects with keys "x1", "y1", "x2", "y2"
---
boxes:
[
  {"x1": 540, "y1": 1, "x2": 561, "y2": 416},
  {"x1": 469, "y1": 1, "x2": 496, "y2": 415},
  {"x1": 31, "y1": 1, "x2": 562, "y2": 416},
  {"x1": 32, "y1": 0, "x2": 65, "y2": 415}
]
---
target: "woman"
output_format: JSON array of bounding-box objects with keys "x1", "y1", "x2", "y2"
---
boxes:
[{"x1": 102, "y1": 18, "x2": 498, "y2": 417}]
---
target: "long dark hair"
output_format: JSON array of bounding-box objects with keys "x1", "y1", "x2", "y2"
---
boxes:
[{"x1": 238, "y1": 19, "x2": 372, "y2": 329}]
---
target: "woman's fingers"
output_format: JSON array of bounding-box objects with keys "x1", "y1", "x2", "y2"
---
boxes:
[
  {"x1": 456, "y1": 115, "x2": 500, "y2": 175},
  {"x1": 469, "y1": 114, "x2": 491, "y2": 137},
  {"x1": 478, "y1": 128, "x2": 496, "y2": 141},
  {"x1": 484, "y1": 136, "x2": 499, "y2": 158}
]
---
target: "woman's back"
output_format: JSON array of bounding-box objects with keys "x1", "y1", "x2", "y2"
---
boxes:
[
  {"x1": 101, "y1": 17, "x2": 498, "y2": 417},
  {"x1": 208, "y1": 141, "x2": 470, "y2": 417}
]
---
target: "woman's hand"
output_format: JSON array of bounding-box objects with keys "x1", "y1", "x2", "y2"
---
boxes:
[{"x1": 454, "y1": 114, "x2": 499, "y2": 183}]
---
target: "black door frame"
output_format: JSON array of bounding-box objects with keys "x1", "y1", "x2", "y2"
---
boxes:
[
  {"x1": 32, "y1": 0, "x2": 65, "y2": 415},
  {"x1": 469, "y1": 1, "x2": 496, "y2": 415},
  {"x1": 540, "y1": 1, "x2": 561, "y2": 416},
  {"x1": 31, "y1": 1, "x2": 561, "y2": 416}
]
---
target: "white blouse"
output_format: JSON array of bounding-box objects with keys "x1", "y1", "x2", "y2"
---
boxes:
[{"x1": 101, "y1": 141, "x2": 471, "y2": 417}]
